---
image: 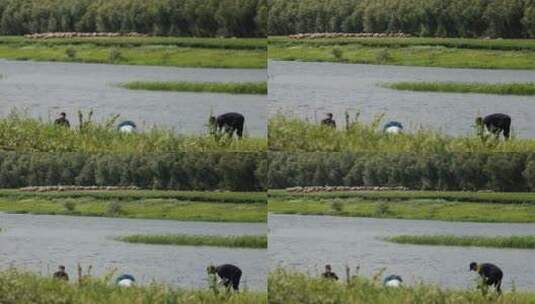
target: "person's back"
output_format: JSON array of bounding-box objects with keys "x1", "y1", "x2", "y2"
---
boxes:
[
  {"x1": 54, "y1": 112, "x2": 70, "y2": 128},
  {"x1": 321, "y1": 113, "x2": 336, "y2": 128},
  {"x1": 215, "y1": 113, "x2": 245, "y2": 138},
  {"x1": 209, "y1": 264, "x2": 242, "y2": 291},
  {"x1": 482, "y1": 113, "x2": 511, "y2": 139},
  {"x1": 470, "y1": 262, "x2": 503, "y2": 293}
]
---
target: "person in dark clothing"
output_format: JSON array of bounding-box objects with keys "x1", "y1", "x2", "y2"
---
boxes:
[
  {"x1": 53, "y1": 265, "x2": 69, "y2": 281},
  {"x1": 321, "y1": 113, "x2": 336, "y2": 128},
  {"x1": 207, "y1": 264, "x2": 242, "y2": 291},
  {"x1": 475, "y1": 113, "x2": 511, "y2": 140},
  {"x1": 209, "y1": 112, "x2": 245, "y2": 138},
  {"x1": 54, "y1": 112, "x2": 70, "y2": 128},
  {"x1": 470, "y1": 262, "x2": 503, "y2": 294},
  {"x1": 321, "y1": 264, "x2": 338, "y2": 280}
]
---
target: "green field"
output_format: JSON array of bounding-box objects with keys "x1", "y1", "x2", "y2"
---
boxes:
[
  {"x1": 269, "y1": 190, "x2": 535, "y2": 223},
  {"x1": 0, "y1": 113, "x2": 266, "y2": 152},
  {"x1": 0, "y1": 269, "x2": 266, "y2": 304},
  {"x1": 268, "y1": 115, "x2": 535, "y2": 153},
  {"x1": 0, "y1": 190, "x2": 267, "y2": 223},
  {"x1": 386, "y1": 235, "x2": 535, "y2": 249},
  {"x1": 119, "y1": 81, "x2": 267, "y2": 95},
  {"x1": 269, "y1": 37, "x2": 535, "y2": 69},
  {"x1": 0, "y1": 36, "x2": 266, "y2": 69},
  {"x1": 385, "y1": 82, "x2": 535, "y2": 95},
  {"x1": 269, "y1": 269, "x2": 534, "y2": 304},
  {"x1": 117, "y1": 234, "x2": 267, "y2": 248}
]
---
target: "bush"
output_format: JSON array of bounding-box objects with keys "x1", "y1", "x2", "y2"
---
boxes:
[
  {"x1": 108, "y1": 48, "x2": 123, "y2": 63},
  {"x1": 331, "y1": 47, "x2": 344, "y2": 60},
  {"x1": 106, "y1": 201, "x2": 123, "y2": 216},
  {"x1": 65, "y1": 47, "x2": 77, "y2": 59},
  {"x1": 63, "y1": 201, "x2": 76, "y2": 212}
]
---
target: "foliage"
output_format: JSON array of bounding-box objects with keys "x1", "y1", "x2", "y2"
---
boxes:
[
  {"x1": 386, "y1": 234, "x2": 535, "y2": 249},
  {"x1": 0, "y1": 153, "x2": 266, "y2": 191},
  {"x1": 385, "y1": 82, "x2": 535, "y2": 95},
  {"x1": 269, "y1": 0, "x2": 535, "y2": 38},
  {"x1": 0, "y1": 0, "x2": 267, "y2": 37},
  {"x1": 120, "y1": 81, "x2": 267, "y2": 94},
  {"x1": 117, "y1": 233, "x2": 267, "y2": 248},
  {"x1": 0, "y1": 269, "x2": 266, "y2": 304}
]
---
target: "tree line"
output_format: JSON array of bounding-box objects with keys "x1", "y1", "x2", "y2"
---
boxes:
[
  {"x1": 0, "y1": 153, "x2": 266, "y2": 191},
  {"x1": 269, "y1": 153, "x2": 535, "y2": 192},
  {"x1": 269, "y1": 0, "x2": 535, "y2": 38},
  {"x1": 0, "y1": 0, "x2": 267, "y2": 37}
]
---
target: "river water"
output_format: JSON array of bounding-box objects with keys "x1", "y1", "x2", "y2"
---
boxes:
[
  {"x1": 0, "y1": 213, "x2": 267, "y2": 290},
  {"x1": 0, "y1": 59, "x2": 267, "y2": 136},
  {"x1": 269, "y1": 214, "x2": 535, "y2": 290},
  {"x1": 269, "y1": 60, "x2": 535, "y2": 138}
]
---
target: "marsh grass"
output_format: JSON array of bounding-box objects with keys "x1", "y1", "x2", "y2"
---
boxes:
[
  {"x1": 117, "y1": 234, "x2": 267, "y2": 248},
  {"x1": 269, "y1": 37, "x2": 535, "y2": 69},
  {"x1": 385, "y1": 235, "x2": 535, "y2": 249},
  {"x1": 385, "y1": 82, "x2": 535, "y2": 95},
  {"x1": 268, "y1": 192, "x2": 535, "y2": 223},
  {"x1": 0, "y1": 269, "x2": 265, "y2": 304},
  {"x1": 268, "y1": 114, "x2": 535, "y2": 153},
  {"x1": 120, "y1": 81, "x2": 267, "y2": 95},
  {"x1": 269, "y1": 269, "x2": 533, "y2": 304},
  {"x1": 0, "y1": 190, "x2": 267, "y2": 223},
  {"x1": 0, "y1": 112, "x2": 265, "y2": 152}
]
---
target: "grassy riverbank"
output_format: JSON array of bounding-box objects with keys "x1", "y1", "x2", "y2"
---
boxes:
[
  {"x1": 0, "y1": 114, "x2": 266, "y2": 152},
  {"x1": 385, "y1": 82, "x2": 535, "y2": 95},
  {"x1": 269, "y1": 269, "x2": 534, "y2": 304},
  {"x1": 0, "y1": 36, "x2": 266, "y2": 69},
  {"x1": 0, "y1": 190, "x2": 267, "y2": 223},
  {"x1": 269, "y1": 190, "x2": 535, "y2": 223},
  {"x1": 268, "y1": 115, "x2": 535, "y2": 153},
  {"x1": 386, "y1": 235, "x2": 535, "y2": 249},
  {"x1": 117, "y1": 234, "x2": 267, "y2": 248},
  {"x1": 269, "y1": 37, "x2": 535, "y2": 70},
  {"x1": 119, "y1": 81, "x2": 267, "y2": 94},
  {"x1": 0, "y1": 269, "x2": 266, "y2": 304}
]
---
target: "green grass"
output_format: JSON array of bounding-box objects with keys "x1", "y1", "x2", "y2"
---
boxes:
[
  {"x1": 119, "y1": 81, "x2": 267, "y2": 94},
  {"x1": 0, "y1": 191, "x2": 267, "y2": 223},
  {"x1": 386, "y1": 235, "x2": 535, "y2": 249},
  {"x1": 268, "y1": 115, "x2": 535, "y2": 153},
  {"x1": 117, "y1": 234, "x2": 267, "y2": 248},
  {"x1": 0, "y1": 37, "x2": 266, "y2": 69},
  {"x1": 269, "y1": 195, "x2": 535, "y2": 223},
  {"x1": 0, "y1": 36, "x2": 267, "y2": 50},
  {"x1": 269, "y1": 190, "x2": 535, "y2": 205},
  {"x1": 0, "y1": 113, "x2": 266, "y2": 152},
  {"x1": 385, "y1": 82, "x2": 535, "y2": 95},
  {"x1": 269, "y1": 37, "x2": 535, "y2": 69},
  {"x1": 269, "y1": 269, "x2": 535, "y2": 304},
  {"x1": 0, "y1": 269, "x2": 266, "y2": 304}
]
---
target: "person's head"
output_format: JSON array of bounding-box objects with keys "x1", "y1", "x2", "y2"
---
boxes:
[
  {"x1": 59, "y1": 265, "x2": 66, "y2": 271},
  {"x1": 207, "y1": 265, "x2": 217, "y2": 274},
  {"x1": 208, "y1": 116, "x2": 216, "y2": 126},
  {"x1": 325, "y1": 264, "x2": 332, "y2": 272},
  {"x1": 475, "y1": 117, "x2": 483, "y2": 126},
  {"x1": 469, "y1": 262, "x2": 477, "y2": 272},
  {"x1": 326, "y1": 113, "x2": 333, "y2": 119},
  {"x1": 60, "y1": 112, "x2": 66, "y2": 118}
]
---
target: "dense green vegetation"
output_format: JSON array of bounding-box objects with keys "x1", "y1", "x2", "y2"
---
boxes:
[
  {"x1": 0, "y1": 153, "x2": 266, "y2": 191},
  {"x1": 269, "y1": 115, "x2": 535, "y2": 154},
  {"x1": 385, "y1": 82, "x2": 535, "y2": 95},
  {"x1": 0, "y1": 192, "x2": 267, "y2": 222},
  {"x1": 117, "y1": 234, "x2": 267, "y2": 248},
  {"x1": 0, "y1": 36, "x2": 266, "y2": 50},
  {"x1": 0, "y1": 114, "x2": 266, "y2": 153},
  {"x1": 269, "y1": 269, "x2": 534, "y2": 304},
  {"x1": 0, "y1": 269, "x2": 266, "y2": 304},
  {"x1": 269, "y1": 0, "x2": 535, "y2": 38},
  {"x1": 0, "y1": 42, "x2": 266, "y2": 69},
  {"x1": 0, "y1": 0, "x2": 267, "y2": 37},
  {"x1": 268, "y1": 153, "x2": 535, "y2": 192},
  {"x1": 120, "y1": 81, "x2": 267, "y2": 94},
  {"x1": 269, "y1": 197, "x2": 535, "y2": 223},
  {"x1": 269, "y1": 38, "x2": 535, "y2": 69},
  {"x1": 386, "y1": 235, "x2": 535, "y2": 249}
]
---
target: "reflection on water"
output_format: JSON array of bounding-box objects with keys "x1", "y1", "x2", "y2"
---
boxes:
[
  {"x1": 0, "y1": 213, "x2": 267, "y2": 290},
  {"x1": 269, "y1": 214, "x2": 535, "y2": 290},
  {"x1": 269, "y1": 61, "x2": 535, "y2": 138},
  {"x1": 0, "y1": 60, "x2": 267, "y2": 135}
]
